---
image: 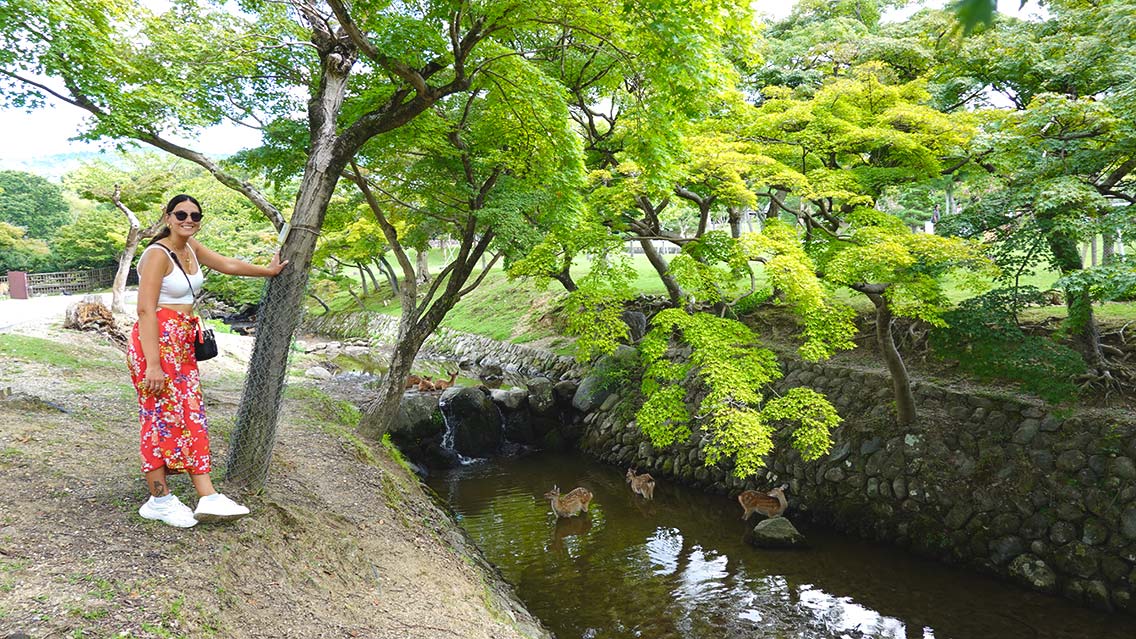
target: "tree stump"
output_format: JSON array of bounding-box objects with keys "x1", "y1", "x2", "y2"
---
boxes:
[{"x1": 65, "y1": 296, "x2": 128, "y2": 350}]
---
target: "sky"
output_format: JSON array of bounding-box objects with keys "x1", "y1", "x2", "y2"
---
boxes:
[{"x1": 0, "y1": 0, "x2": 1046, "y2": 176}]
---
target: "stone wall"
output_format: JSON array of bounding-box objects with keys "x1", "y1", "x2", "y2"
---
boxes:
[
  {"x1": 302, "y1": 311, "x2": 583, "y2": 380},
  {"x1": 576, "y1": 357, "x2": 1136, "y2": 613}
]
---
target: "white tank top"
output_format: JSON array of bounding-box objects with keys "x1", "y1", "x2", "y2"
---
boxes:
[{"x1": 141, "y1": 244, "x2": 204, "y2": 305}]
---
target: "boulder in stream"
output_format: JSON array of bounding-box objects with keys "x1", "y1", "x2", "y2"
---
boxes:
[
  {"x1": 359, "y1": 391, "x2": 440, "y2": 441},
  {"x1": 491, "y1": 389, "x2": 537, "y2": 444},
  {"x1": 526, "y1": 377, "x2": 556, "y2": 414},
  {"x1": 573, "y1": 346, "x2": 638, "y2": 412},
  {"x1": 359, "y1": 392, "x2": 457, "y2": 469},
  {"x1": 748, "y1": 517, "x2": 807, "y2": 549},
  {"x1": 553, "y1": 380, "x2": 578, "y2": 407},
  {"x1": 1009, "y1": 554, "x2": 1058, "y2": 594},
  {"x1": 439, "y1": 386, "x2": 503, "y2": 457}
]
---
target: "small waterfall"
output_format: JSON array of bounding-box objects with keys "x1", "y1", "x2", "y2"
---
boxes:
[
  {"x1": 439, "y1": 405, "x2": 477, "y2": 465},
  {"x1": 491, "y1": 401, "x2": 507, "y2": 440}
]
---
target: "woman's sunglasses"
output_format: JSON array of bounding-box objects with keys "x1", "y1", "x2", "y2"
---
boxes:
[{"x1": 171, "y1": 211, "x2": 203, "y2": 222}]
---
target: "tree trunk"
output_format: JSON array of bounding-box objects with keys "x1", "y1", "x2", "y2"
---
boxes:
[
  {"x1": 362, "y1": 262, "x2": 381, "y2": 292},
  {"x1": 113, "y1": 229, "x2": 140, "y2": 314},
  {"x1": 346, "y1": 156, "x2": 497, "y2": 440},
  {"x1": 109, "y1": 186, "x2": 158, "y2": 314},
  {"x1": 416, "y1": 248, "x2": 431, "y2": 285},
  {"x1": 357, "y1": 262, "x2": 369, "y2": 296},
  {"x1": 674, "y1": 186, "x2": 715, "y2": 238},
  {"x1": 347, "y1": 283, "x2": 365, "y2": 310},
  {"x1": 1039, "y1": 212, "x2": 1107, "y2": 371},
  {"x1": 307, "y1": 292, "x2": 330, "y2": 314},
  {"x1": 225, "y1": 161, "x2": 347, "y2": 490},
  {"x1": 727, "y1": 206, "x2": 742, "y2": 239},
  {"x1": 223, "y1": 30, "x2": 371, "y2": 490},
  {"x1": 552, "y1": 262, "x2": 577, "y2": 292},
  {"x1": 357, "y1": 243, "x2": 493, "y2": 437},
  {"x1": 1102, "y1": 232, "x2": 1117, "y2": 264},
  {"x1": 378, "y1": 255, "x2": 400, "y2": 293},
  {"x1": 639, "y1": 238, "x2": 684, "y2": 306},
  {"x1": 860, "y1": 286, "x2": 916, "y2": 426},
  {"x1": 358, "y1": 301, "x2": 431, "y2": 440}
]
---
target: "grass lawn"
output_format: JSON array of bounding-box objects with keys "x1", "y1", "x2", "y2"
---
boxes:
[
  {"x1": 307, "y1": 246, "x2": 1136, "y2": 343},
  {"x1": 0, "y1": 333, "x2": 123, "y2": 373}
]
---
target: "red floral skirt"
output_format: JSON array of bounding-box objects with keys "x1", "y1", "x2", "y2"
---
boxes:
[{"x1": 128, "y1": 308, "x2": 211, "y2": 475}]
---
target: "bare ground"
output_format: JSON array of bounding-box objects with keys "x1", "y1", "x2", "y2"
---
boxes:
[{"x1": 0, "y1": 320, "x2": 549, "y2": 639}]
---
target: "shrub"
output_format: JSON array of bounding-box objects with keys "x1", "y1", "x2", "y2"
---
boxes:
[{"x1": 930, "y1": 287, "x2": 1086, "y2": 403}]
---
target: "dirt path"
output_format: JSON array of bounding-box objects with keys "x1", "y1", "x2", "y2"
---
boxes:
[
  {"x1": 0, "y1": 291, "x2": 137, "y2": 333},
  {"x1": 0, "y1": 318, "x2": 549, "y2": 638}
]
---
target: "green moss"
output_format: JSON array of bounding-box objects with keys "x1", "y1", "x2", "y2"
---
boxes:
[
  {"x1": 382, "y1": 434, "x2": 413, "y2": 474},
  {"x1": 286, "y1": 384, "x2": 394, "y2": 468},
  {"x1": 203, "y1": 319, "x2": 234, "y2": 334}
]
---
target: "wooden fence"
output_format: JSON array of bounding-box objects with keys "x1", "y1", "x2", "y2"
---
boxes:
[{"x1": 2, "y1": 267, "x2": 119, "y2": 298}]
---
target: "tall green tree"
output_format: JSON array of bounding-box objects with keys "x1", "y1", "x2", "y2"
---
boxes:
[
  {"x1": 64, "y1": 153, "x2": 195, "y2": 311},
  {"x1": 345, "y1": 59, "x2": 589, "y2": 437},
  {"x1": 818, "y1": 209, "x2": 995, "y2": 424},
  {"x1": 930, "y1": 1, "x2": 1136, "y2": 385},
  {"x1": 0, "y1": 221, "x2": 51, "y2": 273},
  {"x1": 2, "y1": 0, "x2": 725, "y2": 488},
  {"x1": 0, "y1": 170, "x2": 70, "y2": 240}
]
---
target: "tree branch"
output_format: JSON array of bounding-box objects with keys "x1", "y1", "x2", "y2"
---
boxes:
[
  {"x1": 458, "y1": 252, "x2": 502, "y2": 296},
  {"x1": 348, "y1": 161, "x2": 416, "y2": 292}
]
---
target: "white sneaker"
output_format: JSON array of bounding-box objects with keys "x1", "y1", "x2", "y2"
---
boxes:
[
  {"x1": 194, "y1": 493, "x2": 250, "y2": 523},
  {"x1": 139, "y1": 495, "x2": 198, "y2": 528}
]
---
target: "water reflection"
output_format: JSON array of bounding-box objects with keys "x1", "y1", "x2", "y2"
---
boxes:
[
  {"x1": 645, "y1": 528, "x2": 681, "y2": 576},
  {"x1": 428, "y1": 452, "x2": 1134, "y2": 639}
]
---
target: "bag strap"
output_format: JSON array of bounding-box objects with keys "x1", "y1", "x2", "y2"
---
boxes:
[{"x1": 156, "y1": 243, "x2": 200, "y2": 310}]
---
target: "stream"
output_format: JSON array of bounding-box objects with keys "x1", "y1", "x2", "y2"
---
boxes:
[{"x1": 427, "y1": 451, "x2": 1135, "y2": 639}]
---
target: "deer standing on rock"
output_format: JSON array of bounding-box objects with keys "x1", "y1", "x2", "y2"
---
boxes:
[
  {"x1": 544, "y1": 485, "x2": 593, "y2": 518},
  {"x1": 626, "y1": 468, "x2": 656, "y2": 500},
  {"x1": 737, "y1": 484, "x2": 789, "y2": 521}
]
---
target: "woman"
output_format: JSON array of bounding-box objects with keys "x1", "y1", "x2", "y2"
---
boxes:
[{"x1": 128, "y1": 194, "x2": 287, "y2": 528}]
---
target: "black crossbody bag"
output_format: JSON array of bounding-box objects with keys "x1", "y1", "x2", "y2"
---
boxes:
[{"x1": 158, "y1": 244, "x2": 218, "y2": 362}]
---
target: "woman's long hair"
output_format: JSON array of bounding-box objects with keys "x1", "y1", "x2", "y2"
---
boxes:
[{"x1": 146, "y1": 194, "x2": 202, "y2": 247}]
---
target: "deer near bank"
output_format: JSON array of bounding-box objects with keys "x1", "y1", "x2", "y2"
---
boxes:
[
  {"x1": 737, "y1": 484, "x2": 789, "y2": 521},
  {"x1": 626, "y1": 468, "x2": 656, "y2": 500}
]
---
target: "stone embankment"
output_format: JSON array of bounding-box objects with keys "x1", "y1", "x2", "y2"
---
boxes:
[
  {"x1": 577, "y1": 356, "x2": 1136, "y2": 614},
  {"x1": 303, "y1": 311, "x2": 582, "y2": 380}
]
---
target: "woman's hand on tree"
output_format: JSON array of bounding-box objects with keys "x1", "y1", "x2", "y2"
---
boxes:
[{"x1": 267, "y1": 252, "x2": 289, "y2": 276}]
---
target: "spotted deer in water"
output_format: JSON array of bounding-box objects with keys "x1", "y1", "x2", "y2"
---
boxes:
[
  {"x1": 737, "y1": 484, "x2": 789, "y2": 521},
  {"x1": 626, "y1": 468, "x2": 656, "y2": 500},
  {"x1": 544, "y1": 485, "x2": 593, "y2": 518}
]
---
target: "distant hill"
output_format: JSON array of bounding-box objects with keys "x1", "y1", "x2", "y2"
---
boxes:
[{"x1": 0, "y1": 151, "x2": 117, "y2": 181}]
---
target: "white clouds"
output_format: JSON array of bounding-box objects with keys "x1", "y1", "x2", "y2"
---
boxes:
[
  {"x1": 0, "y1": 97, "x2": 262, "y2": 171},
  {"x1": 0, "y1": 107, "x2": 106, "y2": 162},
  {"x1": 753, "y1": 0, "x2": 799, "y2": 21}
]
